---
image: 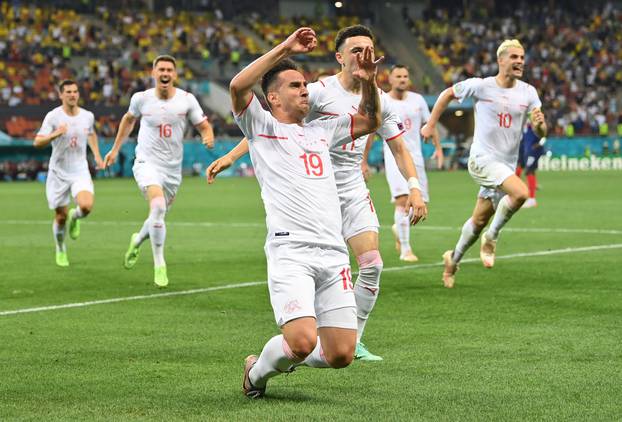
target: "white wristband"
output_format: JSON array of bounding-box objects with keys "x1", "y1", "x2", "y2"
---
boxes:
[{"x1": 407, "y1": 177, "x2": 421, "y2": 191}]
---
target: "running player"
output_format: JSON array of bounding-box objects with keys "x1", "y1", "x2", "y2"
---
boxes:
[
  {"x1": 421, "y1": 39, "x2": 547, "y2": 288},
  {"x1": 34, "y1": 80, "x2": 104, "y2": 267},
  {"x1": 515, "y1": 123, "x2": 545, "y2": 208},
  {"x1": 207, "y1": 25, "x2": 427, "y2": 361},
  {"x1": 364, "y1": 64, "x2": 444, "y2": 262},
  {"x1": 103, "y1": 55, "x2": 214, "y2": 287},
  {"x1": 230, "y1": 28, "x2": 382, "y2": 398}
]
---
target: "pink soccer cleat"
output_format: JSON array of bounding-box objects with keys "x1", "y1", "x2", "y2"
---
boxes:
[{"x1": 480, "y1": 232, "x2": 497, "y2": 268}]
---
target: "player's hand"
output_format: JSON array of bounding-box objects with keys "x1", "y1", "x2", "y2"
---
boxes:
[
  {"x1": 404, "y1": 189, "x2": 428, "y2": 225},
  {"x1": 420, "y1": 123, "x2": 435, "y2": 140},
  {"x1": 432, "y1": 148, "x2": 444, "y2": 169},
  {"x1": 202, "y1": 134, "x2": 214, "y2": 149},
  {"x1": 361, "y1": 161, "x2": 371, "y2": 182},
  {"x1": 95, "y1": 157, "x2": 105, "y2": 170},
  {"x1": 206, "y1": 155, "x2": 233, "y2": 184},
  {"x1": 352, "y1": 46, "x2": 384, "y2": 82},
  {"x1": 103, "y1": 149, "x2": 118, "y2": 168},
  {"x1": 531, "y1": 108, "x2": 545, "y2": 128},
  {"x1": 55, "y1": 124, "x2": 68, "y2": 138},
  {"x1": 283, "y1": 28, "x2": 317, "y2": 55}
]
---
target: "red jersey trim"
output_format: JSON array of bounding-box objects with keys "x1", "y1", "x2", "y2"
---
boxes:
[
  {"x1": 348, "y1": 113, "x2": 355, "y2": 141},
  {"x1": 385, "y1": 130, "x2": 405, "y2": 142},
  {"x1": 236, "y1": 93, "x2": 254, "y2": 117},
  {"x1": 258, "y1": 134, "x2": 288, "y2": 140},
  {"x1": 319, "y1": 79, "x2": 326, "y2": 87}
]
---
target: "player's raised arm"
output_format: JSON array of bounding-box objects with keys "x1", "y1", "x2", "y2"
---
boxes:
[
  {"x1": 421, "y1": 87, "x2": 455, "y2": 139},
  {"x1": 206, "y1": 138, "x2": 250, "y2": 184},
  {"x1": 350, "y1": 46, "x2": 382, "y2": 139},
  {"x1": 103, "y1": 112, "x2": 137, "y2": 168},
  {"x1": 530, "y1": 108, "x2": 547, "y2": 138},
  {"x1": 229, "y1": 27, "x2": 317, "y2": 114}
]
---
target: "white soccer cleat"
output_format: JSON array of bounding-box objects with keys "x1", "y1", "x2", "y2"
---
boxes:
[
  {"x1": 480, "y1": 232, "x2": 497, "y2": 268},
  {"x1": 399, "y1": 251, "x2": 419, "y2": 262},
  {"x1": 442, "y1": 250, "x2": 458, "y2": 288},
  {"x1": 522, "y1": 198, "x2": 537, "y2": 208}
]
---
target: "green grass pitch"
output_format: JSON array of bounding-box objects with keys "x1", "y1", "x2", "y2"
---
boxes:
[{"x1": 1, "y1": 170, "x2": 621, "y2": 420}]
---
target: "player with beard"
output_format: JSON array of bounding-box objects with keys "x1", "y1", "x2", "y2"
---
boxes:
[
  {"x1": 104, "y1": 55, "x2": 214, "y2": 287},
  {"x1": 363, "y1": 64, "x2": 444, "y2": 262},
  {"x1": 34, "y1": 80, "x2": 105, "y2": 267},
  {"x1": 421, "y1": 40, "x2": 547, "y2": 288}
]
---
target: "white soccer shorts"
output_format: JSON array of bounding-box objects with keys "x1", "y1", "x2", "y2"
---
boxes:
[
  {"x1": 265, "y1": 240, "x2": 357, "y2": 330},
  {"x1": 337, "y1": 180, "x2": 380, "y2": 241},
  {"x1": 132, "y1": 160, "x2": 181, "y2": 207},
  {"x1": 385, "y1": 157, "x2": 430, "y2": 203},
  {"x1": 46, "y1": 170, "x2": 93, "y2": 210},
  {"x1": 468, "y1": 153, "x2": 513, "y2": 209}
]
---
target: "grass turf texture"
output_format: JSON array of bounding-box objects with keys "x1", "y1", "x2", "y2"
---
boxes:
[{"x1": 1, "y1": 171, "x2": 621, "y2": 421}]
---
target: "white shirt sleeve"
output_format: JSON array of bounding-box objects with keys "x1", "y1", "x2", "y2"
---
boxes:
[
  {"x1": 128, "y1": 92, "x2": 143, "y2": 118},
  {"x1": 527, "y1": 85, "x2": 542, "y2": 113},
  {"x1": 307, "y1": 81, "x2": 321, "y2": 115},
  {"x1": 321, "y1": 114, "x2": 354, "y2": 148},
  {"x1": 419, "y1": 95, "x2": 431, "y2": 124},
  {"x1": 377, "y1": 94, "x2": 405, "y2": 141},
  {"x1": 233, "y1": 93, "x2": 274, "y2": 141},
  {"x1": 187, "y1": 93, "x2": 207, "y2": 125},
  {"x1": 452, "y1": 78, "x2": 483, "y2": 103},
  {"x1": 87, "y1": 111, "x2": 95, "y2": 135},
  {"x1": 37, "y1": 111, "x2": 55, "y2": 136}
]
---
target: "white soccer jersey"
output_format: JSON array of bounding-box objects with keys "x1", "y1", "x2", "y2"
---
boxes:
[
  {"x1": 128, "y1": 88, "x2": 206, "y2": 169},
  {"x1": 37, "y1": 106, "x2": 95, "y2": 178},
  {"x1": 306, "y1": 75, "x2": 405, "y2": 186},
  {"x1": 234, "y1": 94, "x2": 353, "y2": 251},
  {"x1": 383, "y1": 91, "x2": 430, "y2": 167},
  {"x1": 452, "y1": 77, "x2": 541, "y2": 168}
]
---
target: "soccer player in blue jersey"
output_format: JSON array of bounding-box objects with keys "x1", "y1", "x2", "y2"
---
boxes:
[{"x1": 516, "y1": 123, "x2": 545, "y2": 208}]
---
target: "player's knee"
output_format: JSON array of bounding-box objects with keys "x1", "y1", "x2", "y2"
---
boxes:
[
  {"x1": 80, "y1": 204, "x2": 92, "y2": 216},
  {"x1": 324, "y1": 343, "x2": 355, "y2": 368},
  {"x1": 287, "y1": 334, "x2": 317, "y2": 359},
  {"x1": 471, "y1": 216, "x2": 488, "y2": 231},
  {"x1": 149, "y1": 197, "x2": 167, "y2": 221},
  {"x1": 512, "y1": 187, "x2": 529, "y2": 204},
  {"x1": 356, "y1": 250, "x2": 383, "y2": 288}
]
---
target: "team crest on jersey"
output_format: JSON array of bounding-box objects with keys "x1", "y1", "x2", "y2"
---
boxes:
[{"x1": 283, "y1": 299, "x2": 302, "y2": 314}]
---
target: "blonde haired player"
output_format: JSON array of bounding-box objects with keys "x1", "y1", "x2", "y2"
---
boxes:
[
  {"x1": 104, "y1": 55, "x2": 214, "y2": 287},
  {"x1": 34, "y1": 80, "x2": 104, "y2": 267},
  {"x1": 421, "y1": 39, "x2": 547, "y2": 288}
]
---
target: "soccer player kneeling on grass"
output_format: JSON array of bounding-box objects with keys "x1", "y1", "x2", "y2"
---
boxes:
[
  {"x1": 421, "y1": 39, "x2": 547, "y2": 288},
  {"x1": 34, "y1": 80, "x2": 105, "y2": 267},
  {"x1": 103, "y1": 55, "x2": 214, "y2": 287},
  {"x1": 228, "y1": 27, "x2": 381, "y2": 398}
]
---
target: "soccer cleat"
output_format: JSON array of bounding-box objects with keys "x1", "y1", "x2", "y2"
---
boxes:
[
  {"x1": 242, "y1": 355, "x2": 265, "y2": 398},
  {"x1": 442, "y1": 250, "x2": 458, "y2": 288},
  {"x1": 399, "y1": 251, "x2": 419, "y2": 262},
  {"x1": 480, "y1": 232, "x2": 497, "y2": 268},
  {"x1": 55, "y1": 251, "x2": 69, "y2": 267},
  {"x1": 154, "y1": 265, "x2": 169, "y2": 287},
  {"x1": 391, "y1": 224, "x2": 400, "y2": 252},
  {"x1": 67, "y1": 209, "x2": 80, "y2": 240},
  {"x1": 124, "y1": 233, "x2": 141, "y2": 269},
  {"x1": 355, "y1": 342, "x2": 383, "y2": 361},
  {"x1": 522, "y1": 198, "x2": 537, "y2": 208}
]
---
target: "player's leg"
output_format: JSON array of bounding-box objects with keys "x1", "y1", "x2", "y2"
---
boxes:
[
  {"x1": 486, "y1": 174, "x2": 529, "y2": 241},
  {"x1": 53, "y1": 206, "x2": 69, "y2": 267},
  {"x1": 443, "y1": 196, "x2": 495, "y2": 287},
  {"x1": 67, "y1": 190, "x2": 93, "y2": 240},
  {"x1": 522, "y1": 155, "x2": 539, "y2": 208},
  {"x1": 143, "y1": 185, "x2": 168, "y2": 286},
  {"x1": 347, "y1": 231, "x2": 383, "y2": 361},
  {"x1": 393, "y1": 195, "x2": 419, "y2": 262}
]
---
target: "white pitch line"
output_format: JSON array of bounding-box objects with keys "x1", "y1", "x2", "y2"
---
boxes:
[
  {"x1": 2, "y1": 220, "x2": 621, "y2": 235},
  {"x1": 1, "y1": 243, "x2": 621, "y2": 318}
]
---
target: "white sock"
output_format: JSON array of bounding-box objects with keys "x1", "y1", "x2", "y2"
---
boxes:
[
  {"x1": 148, "y1": 197, "x2": 167, "y2": 267},
  {"x1": 135, "y1": 219, "x2": 150, "y2": 246},
  {"x1": 52, "y1": 221, "x2": 66, "y2": 253},
  {"x1": 354, "y1": 250, "x2": 383, "y2": 342},
  {"x1": 487, "y1": 195, "x2": 518, "y2": 240},
  {"x1": 394, "y1": 206, "x2": 411, "y2": 256},
  {"x1": 299, "y1": 337, "x2": 331, "y2": 368},
  {"x1": 249, "y1": 335, "x2": 302, "y2": 388},
  {"x1": 452, "y1": 218, "x2": 481, "y2": 263},
  {"x1": 72, "y1": 207, "x2": 86, "y2": 219}
]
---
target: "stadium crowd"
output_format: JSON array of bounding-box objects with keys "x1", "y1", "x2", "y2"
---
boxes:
[{"x1": 405, "y1": 1, "x2": 622, "y2": 136}]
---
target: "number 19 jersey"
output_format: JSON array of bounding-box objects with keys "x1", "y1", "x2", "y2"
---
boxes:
[
  {"x1": 128, "y1": 88, "x2": 206, "y2": 169},
  {"x1": 234, "y1": 94, "x2": 353, "y2": 251}
]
